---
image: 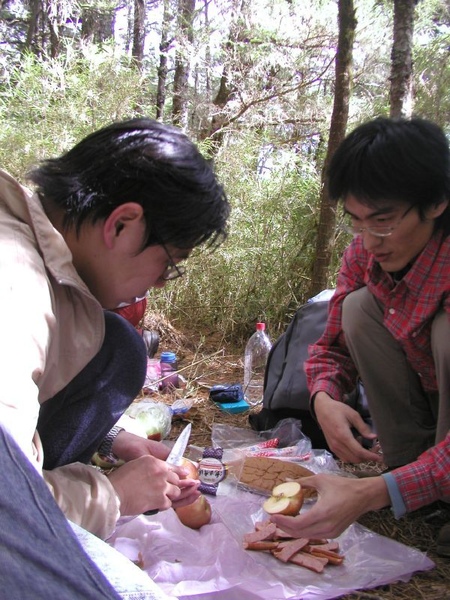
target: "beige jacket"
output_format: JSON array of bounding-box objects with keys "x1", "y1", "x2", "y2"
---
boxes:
[{"x1": 0, "y1": 169, "x2": 120, "y2": 539}]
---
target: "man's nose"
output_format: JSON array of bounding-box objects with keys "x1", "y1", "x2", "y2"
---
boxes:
[{"x1": 362, "y1": 230, "x2": 384, "y2": 252}]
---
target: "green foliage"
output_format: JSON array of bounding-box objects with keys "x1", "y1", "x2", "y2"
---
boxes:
[
  {"x1": 0, "y1": 0, "x2": 449, "y2": 346},
  {"x1": 0, "y1": 44, "x2": 156, "y2": 180},
  {"x1": 413, "y1": 1, "x2": 450, "y2": 126},
  {"x1": 149, "y1": 130, "x2": 328, "y2": 343}
]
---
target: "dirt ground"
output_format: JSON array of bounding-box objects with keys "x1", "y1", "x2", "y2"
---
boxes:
[{"x1": 138, "y1": 321, "x2": 450, "y2": 599}]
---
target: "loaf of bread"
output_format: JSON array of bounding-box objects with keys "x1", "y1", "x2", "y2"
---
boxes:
[{"x1": 238, "y1": 456, "x2": 316, "y2": 498}]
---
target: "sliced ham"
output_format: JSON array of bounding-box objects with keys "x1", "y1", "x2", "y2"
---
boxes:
[
  {"x1": 272, "y1": 538, "x2": 310, "y2": 562},
  {"x1": 306, "y1": 546, "x2": 344, "y2": 565},
  {"x1": 243, "y1": 540, "x2": 280, "y2": 551},
  {"x1": 288, "y1": 551, "x2": 328, "y2": 573},
  {"x1": 306, "y1": 541, "x2": 340, "y2": 552},
  {"x1": 243, "y1": 522, "x2": 277, "y2": 543}
]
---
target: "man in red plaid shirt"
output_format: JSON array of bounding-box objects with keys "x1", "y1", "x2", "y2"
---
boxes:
[{"x1": 270, "y1": 117, "x2": 450, "y2": 557}]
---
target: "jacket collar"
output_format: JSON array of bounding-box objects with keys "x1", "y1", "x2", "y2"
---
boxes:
[{"x1": 0, "y1": 168, "x2": 93, "y2": 296}]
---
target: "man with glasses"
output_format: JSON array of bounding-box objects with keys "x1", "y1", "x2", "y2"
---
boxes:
[
  {"x1": 270, "y1": 117, "x2": 450, "y2": 557},
  {"x1": 0, "y1": 118, "x2": 230, "y2": 597}
]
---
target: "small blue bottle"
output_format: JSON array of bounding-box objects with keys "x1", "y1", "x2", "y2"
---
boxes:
[{"x1": 160, "y1": 351, "x2": 179, "y2": 390}]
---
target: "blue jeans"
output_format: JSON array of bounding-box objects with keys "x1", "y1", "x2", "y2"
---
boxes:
[
  {"x1": 0, "y1": 426, "x2": 121, "y2": 599},
  {"x1": 0, "y1": 311, "x2": 147, "y2": 598}
]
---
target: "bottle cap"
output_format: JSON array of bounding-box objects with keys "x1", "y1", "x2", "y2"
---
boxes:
[
  {"x1": 160, "y1": 351, "x2": 177, "y2": 363},
  {"x1": 256, "y1": 322, "x2": 266, "y2": 331}
]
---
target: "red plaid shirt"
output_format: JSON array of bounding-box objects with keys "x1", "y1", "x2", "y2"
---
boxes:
[
  {"x1": 305, "y1": 229, "x2": 450, "y2": 402},
  {"x1": 392, "y1": 432, "x2": 450, "y2": 512}
]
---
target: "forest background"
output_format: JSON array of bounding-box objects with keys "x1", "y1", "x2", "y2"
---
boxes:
[
  {"x1": 0, "y1": 0, "x2": 449, "y2": 344},
  {"x1": 1, "y1": 3, "x2": 450, "y2": 598}
]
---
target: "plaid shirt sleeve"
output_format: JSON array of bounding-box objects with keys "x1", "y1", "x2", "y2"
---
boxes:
[
  {"x1": 390, "y1": 433, "x2": 450, "y2": 514},
  {"x1": 305, "y1": 239, "x2": 368, "y2": 402}
]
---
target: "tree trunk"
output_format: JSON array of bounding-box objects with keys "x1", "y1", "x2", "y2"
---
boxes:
[
  {"x1": 25, "y1": 0, "x2": 41, "y2": 54},
  {"x1": 198, "y1": 0, "x2": 248, "y2": 152},
  {"x1": 389, "y1": 0, "x2": 418, "y2": 118},
  {"x1": 46, "y1": 0, "x2": 66, "y2": 59},
  {"x1": 81, "y1": 4, "x2": 115, "y2": 43},
  {"x1": 307, "y1": 0, "x2": 356, "y2": 299},
  {"x1": 171, "y1": 0, "x2": 195, "y2": 129},
  {"x1": 132, "y1": 0, "x2": 145, "y2": 71},
  {"x1": 155, "y1": 0, "x2": 172, "y2": 120}
]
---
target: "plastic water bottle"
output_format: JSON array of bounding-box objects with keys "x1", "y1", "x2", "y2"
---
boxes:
[
  {"x1": 160, "y1": 351, "x2": 179, "y2": 390},
  {"x1": 244, "y1": 322, "x2": 272, "y2": 406}
]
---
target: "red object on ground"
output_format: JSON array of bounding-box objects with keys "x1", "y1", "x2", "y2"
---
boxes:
[{"x1": 113, "y1": 297, "x2": 147, "y2": 328}]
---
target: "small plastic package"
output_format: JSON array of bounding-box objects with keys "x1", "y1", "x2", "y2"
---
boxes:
[{"x1": 209, "y1": 383, "x2": 249, "y2": 414}]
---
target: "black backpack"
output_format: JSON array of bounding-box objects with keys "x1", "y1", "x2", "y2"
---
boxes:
[
  {"x1": 249, "y1": 299, "x2": 331, "y2": 449},
  {"x1": 249, "y1": 296, "x2": 371, "y2": 451}
]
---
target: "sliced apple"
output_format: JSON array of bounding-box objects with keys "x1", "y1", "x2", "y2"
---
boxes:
[{"x1": 263, "y1": 481, "x2": 303, "y2": 516}]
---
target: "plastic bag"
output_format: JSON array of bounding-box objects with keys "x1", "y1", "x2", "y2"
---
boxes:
[
  {"x1": 110, "y1": 487, "x2": 434, "y2": 600},
  {"x1": 125, "y1": 400, "x2": 172, "y2": 440},
  {"x1": 212, "y1": 418, "x2": 316, "y2": 463}
]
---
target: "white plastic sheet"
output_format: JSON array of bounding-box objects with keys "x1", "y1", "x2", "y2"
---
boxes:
[{"x1": 110, "y1": 487, "x2": 434, "y2": 600}]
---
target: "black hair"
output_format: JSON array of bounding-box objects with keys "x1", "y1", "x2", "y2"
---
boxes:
[
  {"x1": 27, "y1": 118, "x2": 230, "y2": 250},
  {"x1": 327, "y1": 116, "x2": 450, "y2": 234}
]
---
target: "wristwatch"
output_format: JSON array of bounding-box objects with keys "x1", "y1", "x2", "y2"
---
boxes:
[{"x1": 97, "y1": 425, "x2": 124, "y2": 461}]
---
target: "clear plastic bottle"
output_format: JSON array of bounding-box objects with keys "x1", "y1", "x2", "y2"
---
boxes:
[
  {"x1": 243, "y1": 322, "x2": 272, "y2": 406},
  {"x1": 160, "y1": 351, "x2": 179, "y2": 390}
]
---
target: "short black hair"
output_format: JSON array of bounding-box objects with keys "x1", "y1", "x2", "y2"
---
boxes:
[
  {"x1": 28, "y1": 118, "x2": 230, "y2": 250},
  {"x1": 328, "y1": 116, "x2": 450, "y2": 233}
]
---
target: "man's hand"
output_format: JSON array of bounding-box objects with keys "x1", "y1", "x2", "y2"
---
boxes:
[
  {"x1": 107, "y1": 431, "x2": 201, "y2": 514},
  {"x1": 107, "y1": 454, "x2": 199, "y2": 515},
  {"x1": 171, "y1": 472, "x2": 201, "y2": 509},
  {"x1": 112, "y1": 430, "x2": 171, "y2": 462},
  {"x1": 270, "y1": 473, "x2": 391, "y2": 539},
  {"x1": 314, "y1": 392, "x2": 381, "y2": 463}
]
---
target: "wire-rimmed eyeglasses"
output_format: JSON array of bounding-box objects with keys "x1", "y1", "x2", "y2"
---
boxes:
[
  {"x1": 161, "y1": 244, "x2": 186, "y2": 281},
  {"x1": 341, "y1": 205, "x2": 414, "y2": 238}
]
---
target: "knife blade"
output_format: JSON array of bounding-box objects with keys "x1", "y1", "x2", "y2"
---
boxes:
[
  {"x1": 166, "y1": 422, "x2": 192, "y2": 466},
  {"x1": 144, "y1": 422, "x2": 192, "y2": 515}
]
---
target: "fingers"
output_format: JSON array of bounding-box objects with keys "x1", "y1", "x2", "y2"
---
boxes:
[
  {"x1": 273, "y1": 513, "x2": 342, "y2": 540},
  {"x1": 172, "y1": 487, "x2": 201, "y2": 509},
  {"x1": 293, "y1": 475, "x2": 318, "y2": 490},
  {"x1": 320, "y1": 405, "x2": 383, "y2": 464},
  {"x1": 350, "y1": 413, "x2": 377, "y2": 441},
  {"x1": 178, "y1": 478, "x2": 199, "y2": 490},
  {"x1": 171, "y1": 464, "x2": 195, "y2": 479},
  {"x1": 335, "y1": 436, "x2": 383, "y2": 463},
  {"x1": 108, "y1": 455, "x2": 183, "y2": 515}
]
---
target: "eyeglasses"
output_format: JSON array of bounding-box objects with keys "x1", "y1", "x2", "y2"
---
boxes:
[
  {"x1": 342, "y1": 205, "x2": 414, "y2": 238},
  {"x1": 161, "y1": 244, "x2": 186, "y2": 281}
]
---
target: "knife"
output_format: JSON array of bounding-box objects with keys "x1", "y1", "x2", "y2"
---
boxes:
[
  {"x1": 144, "y1": 422, "x2": 192, "y2": 515},
  {"x1": 166, "y1": 422, "x2": 192, "y2": 466}
]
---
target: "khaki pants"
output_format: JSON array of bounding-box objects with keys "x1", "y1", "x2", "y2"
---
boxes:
[{"x1": 342, "y1": 287, "x2": 450, "y2": 466}]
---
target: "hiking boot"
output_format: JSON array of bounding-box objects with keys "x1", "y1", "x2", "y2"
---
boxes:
[
  {"x1": 142, "y1": 330, "x2": 159, "y2": 358},
  {"x1": 437, "y1": 522, "x2": 450, "y2": 557}
]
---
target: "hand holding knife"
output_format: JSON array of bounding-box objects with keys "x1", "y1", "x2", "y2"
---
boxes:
[{"x1": 144, "y1": 423, "x2": 192, "y2": 515}]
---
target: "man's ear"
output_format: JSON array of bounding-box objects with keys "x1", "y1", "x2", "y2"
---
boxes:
[
  {"x1": 427, "y1": 199, "x2": 449, "y2": 220},
  {"x1": 103, "y1": 203, "x2": 144, "y2": 249}
]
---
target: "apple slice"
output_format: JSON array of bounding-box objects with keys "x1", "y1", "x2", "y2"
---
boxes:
[{"x1": 263, "y1": 481, "x2": 303, "y2": 516}]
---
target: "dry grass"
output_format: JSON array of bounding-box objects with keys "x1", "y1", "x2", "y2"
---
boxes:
[{"x1": 138, "y1": 318, "x2": 450, "y2": 600}]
